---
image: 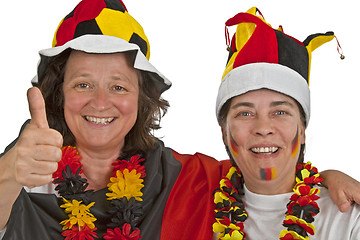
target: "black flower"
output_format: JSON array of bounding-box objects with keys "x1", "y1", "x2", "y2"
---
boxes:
[
  {"x1": 107, "y1": 197, "x2": 144, "y2": 229},
  {"x1": 54, "y1": 165, "x2": 93, "y2": 203}
]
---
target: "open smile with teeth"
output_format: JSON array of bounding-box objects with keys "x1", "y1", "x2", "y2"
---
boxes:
[
  {"x1": 85, "y1": 116, "x2": 115, "y2": 125},
  {"x1": 251, "y1": 147, "x2": 279, "y2": 154}
]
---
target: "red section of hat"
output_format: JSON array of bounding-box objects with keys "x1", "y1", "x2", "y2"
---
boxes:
[
  {"x1": 55, "y1": 0, "x2": 107, "y2": 46},
  {"x1": 233, "y1": 21, "x2": 278, "y2": 68},
  {"x1": 226, "y1": 13, "x2": 279, "y2": 69},
  {"x1": 56, "y1": 19, "x2": 77, "y2": 47}
]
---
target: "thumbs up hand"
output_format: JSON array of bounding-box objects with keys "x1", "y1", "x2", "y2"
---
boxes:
[
  {"x1": 9, "y1": 87, "x2": 63, "y2": 188},
  {"x1": 28, "y1": 86, "x2": 50, "y2": 129}
]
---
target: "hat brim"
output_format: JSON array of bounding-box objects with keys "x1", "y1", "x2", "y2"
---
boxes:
[
  {"x1": 216, "y1": 62, "x2": 310, "y2": 126},
  {"x1": 31, "y1": 34, "x2": 171, "y2": 93}
]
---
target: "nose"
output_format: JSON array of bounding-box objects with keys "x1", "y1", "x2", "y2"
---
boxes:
[
  {"x1": 252, "y1": 115, "x2": 275, "y2": 136},
  {"x1": 91, "y1": 88, "x2": 111, "y2": 111}
]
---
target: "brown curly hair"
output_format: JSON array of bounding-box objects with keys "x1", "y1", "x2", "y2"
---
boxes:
[{"x1": 37, "y1": 49, "x2": 169, "y2": 156}]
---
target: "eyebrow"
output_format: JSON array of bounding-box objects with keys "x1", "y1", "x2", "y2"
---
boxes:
[
  {"x1": 231, "y1": 102, "x2": 254, "y2": 110},
  {"x1": 270, "y1": 101, "x2": 295, "y2": 108},
  {"x1": 231, "y1": 100, "x2": 295, "y2": 110}
]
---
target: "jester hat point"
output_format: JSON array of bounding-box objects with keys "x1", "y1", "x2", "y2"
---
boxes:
[
  {"x1": 216, "y1": 7, "x2": 343, "y2": 126},
  {"x1": 32, "y1": 0, "x2": 171, "y2": 93}
]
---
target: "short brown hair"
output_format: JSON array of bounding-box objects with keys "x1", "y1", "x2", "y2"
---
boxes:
[{"x1": 38, "y1": 49, "x2": 169, "y2": 156}]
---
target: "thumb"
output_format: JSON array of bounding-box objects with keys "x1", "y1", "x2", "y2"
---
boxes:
[{"x1": 27, "y1": 87, "x2": 49, "y2": 129}]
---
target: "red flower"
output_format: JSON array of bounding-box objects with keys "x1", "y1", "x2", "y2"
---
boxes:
[
  {"x1": 296, "y1": 163, "x2": 304, "y2": 173},
  {"x1": 112, "y1": 155, "x2": 146, "y2": 178},
  {"x1": 304, "y1": 175, "x2": 323, "y2": 184},
  {"x1": 235, "y1": 222, "x2": 245, "y2": 232},
  {"x1": 219, "y1": 217, "x2": 231, "y2": 226},
  {"x1": 280, "y1": 233, "x2": 296, "y2": 240},
  {"x1": 62, "y1": 225, "x2": 98, "y2": 240},
  {"x1": 53, "y1": 146, "x2": 82, "y2": 181},
  {"x1": 286, "y1": 201, "x2": 296, "y2": 214},
  {"x1": 298, "y1": 185, "x2": 311, "y2": 195},
  {"x1": 283, "y1": 217, "x2": 315, "y2": 235},
  {"x1": 103, "y1": 224, "x2": 142, "y2": 240}
]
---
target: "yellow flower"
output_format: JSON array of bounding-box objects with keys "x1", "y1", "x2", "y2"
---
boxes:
[
  {"x1": 279, "y1": 229, "x2": 309, "y2": 240},
  {"x1": 221, "y1": 231, "x2": 244, "y2": 240},
  {"x1": 226, "y1": 167, "x2": 237, "y2": 180},
  {"x1": 106, "y1": 169, "x2": 144, "y2": 201},
  {"x1": 214, "y1": 191, "x2": 230, "y2": 204},
  {"x1": 60, "y1": 214, "x2": 97, "y2": 230},
  {"x1": 59, "y1": 199, "x2": 96, "y2": 230},
  {"x1": 213, "y1": 220, "x2": 243, "y2": 240},
  {"x1": 60, "y1": 199, "x2": 94, "y2": 216},
  {"x1": 213, "y1": 220, "x2": 241, "y2": 235}
]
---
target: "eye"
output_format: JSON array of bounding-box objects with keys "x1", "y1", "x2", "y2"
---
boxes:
[
  {"x1": 275, "y1": 110, "x2": 286, "y2": 116},
  {"x1": 76, "y1": 82, "x2": 90, "y2": 89},
  {"x1": 112, "y1": 85, "x2": 127, "y2": 92},
  {"x1": 235, "y1": 111, "x2": 252, "y2": 118}
]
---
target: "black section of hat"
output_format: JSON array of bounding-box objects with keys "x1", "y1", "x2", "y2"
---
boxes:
[
  {"x1": 104, "y1": 0, "x2": 126, "y2": 13},
  {"x1": 275, "y1": 30, "x2": 309, "y2": 82}
]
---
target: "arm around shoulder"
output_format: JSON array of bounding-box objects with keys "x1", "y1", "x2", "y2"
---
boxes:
[{"x1": 321, "y1": 169, "x2": 360, "y2": 212}]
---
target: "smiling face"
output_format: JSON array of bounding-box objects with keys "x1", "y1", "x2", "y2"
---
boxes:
[
  {"x1": 63, "y1": 51, "x2": 139, "y2": 153},
  {"x1": 222, "y1": 89, "x2": 305, "y2": 194}
]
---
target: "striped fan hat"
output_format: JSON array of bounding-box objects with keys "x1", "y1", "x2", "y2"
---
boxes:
[
  {"x1": 32, "y1": 0, "x2": 171, "y2": 93},
  {"x1": 216, "y1": 7, "x2": 341, "y2": 126}
]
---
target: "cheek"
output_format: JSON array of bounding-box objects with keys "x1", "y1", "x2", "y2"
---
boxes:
[
  {"x1": 225, "y1": 123, "x2": 242, "y2": 159},
  {"x1": 228, "y1": 130, "x2": 239, "y2": 158},
  {"x1": 113, "y1": 95, "x2": 138, "y2": 116},
  {"x1": 291, "y1": 127, "x2": 301, "y2": 159},
  {"x1": 63, "y1": 92, "x2": 88, "y2": 117}
]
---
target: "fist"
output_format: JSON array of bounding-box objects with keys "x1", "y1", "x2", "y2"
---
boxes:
[{"x1": 12, "y1": 87, "x2": 63, "y2": 188}]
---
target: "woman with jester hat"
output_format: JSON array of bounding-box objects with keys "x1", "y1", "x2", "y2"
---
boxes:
[
  {"x1": 0, "y1": 1, "x2": 359, "y2": 240},
  {"x1": 213, "y1": 7, "x2": 360, "y2": 240}
]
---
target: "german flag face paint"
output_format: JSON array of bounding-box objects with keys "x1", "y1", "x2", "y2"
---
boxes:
[
  {"x1": 291, "y1": 128, "x2": 300, "y2": 159},
  {"x1": 260, "y1": 167, "x2": 277, "y2": 181},
  {"x1": 228, "y1": 130, "x2": 239, "y2": 158}
]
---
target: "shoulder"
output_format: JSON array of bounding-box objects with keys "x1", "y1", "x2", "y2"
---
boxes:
[
  {"x1": 317, "y1": 185, "x2": 360, "y2": 221},
  {"x1": 314, "y1": 186, "x2": 360, "y2": 238},
  {"x1": 172, "y1": 149, "x2": 232, "y2": 178},
  {"x1": 155, "y1": 139, "x2": 232, "y2": 177}
]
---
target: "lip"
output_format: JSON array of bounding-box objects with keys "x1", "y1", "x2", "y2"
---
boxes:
[
  {"x1": 83, "y1": 115, "x2": 116, "y2": 125},
  {"x1": 249, "y1": 144, "x2": 280, "y2": 155}
]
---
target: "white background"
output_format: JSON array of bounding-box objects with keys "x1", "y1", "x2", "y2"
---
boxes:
[{"x1": 1, "y1": 0, "x2": 359, "y2": 180}]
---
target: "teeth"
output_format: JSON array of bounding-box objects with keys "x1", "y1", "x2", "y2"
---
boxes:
[
  {"x1": 251, "y1": 147, "x2": 279, "y2": 154},
  {"x1": 85, "y1": 116, "x2": 114, "y2": 125}
]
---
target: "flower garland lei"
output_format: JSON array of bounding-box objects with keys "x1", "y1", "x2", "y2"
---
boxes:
[
  {"x1": 52, "y1": 146, "x2": 146, "y2": 240},
  {"x1": 213, "y1": 162, "x2": 323, "y2": 240}
]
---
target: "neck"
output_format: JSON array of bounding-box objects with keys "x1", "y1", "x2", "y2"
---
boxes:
[
  {"x1": 243, "y1": 174, "x2": 296, "y2": 195},
  {"x1": 77, "y1": 146, "x2": 121, "y2": 191}
]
